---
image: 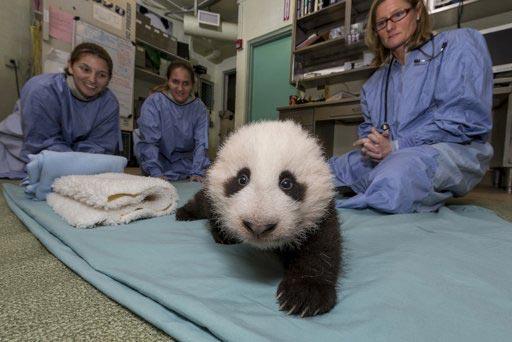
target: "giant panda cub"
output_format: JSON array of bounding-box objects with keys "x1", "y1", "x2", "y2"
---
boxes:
[{"x1": 176, "y1": 120, "x2": 342, "y2": 317}]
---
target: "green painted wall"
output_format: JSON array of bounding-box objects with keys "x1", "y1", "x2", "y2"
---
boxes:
[{"x1": 249, "y1": 34, "x2": 296, "y2": 122}]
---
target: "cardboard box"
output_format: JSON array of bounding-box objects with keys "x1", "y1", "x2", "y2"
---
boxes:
[
  {"x1": 152, "y1": 27, "x2": 164, "y2": 47},
  {"x1": 163, "y1": 34, "x2": 178, "y2": 55},
  {"x1": 136, "y1": 12, "x2": 154, "y2": 44},
  {"x1": 135, "y1": 46, "x2": 145, "y2": 68},
  {"x1": 136, "y1": 12, "x2": 178, "y2": 56},
  {"x1": 136, "y1": 12, "x2": 150, "y2": 25}
]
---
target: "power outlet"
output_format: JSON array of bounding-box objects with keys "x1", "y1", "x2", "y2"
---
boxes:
[{"x1": 3, "y1": 56, "x2": 19, "y2": 69}]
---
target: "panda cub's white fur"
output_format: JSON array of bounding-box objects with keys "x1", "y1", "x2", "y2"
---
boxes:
[
  {"x1": 176, "y1": 120, "x2": 342, "y2": 317},
  {"x1": 207, "y1": 120, "x2": 335, "y2": 249}
]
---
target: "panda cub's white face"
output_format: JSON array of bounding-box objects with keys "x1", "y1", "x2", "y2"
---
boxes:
[{"x1": 206, "y1": 121, "x2": 335, "y2": 249}]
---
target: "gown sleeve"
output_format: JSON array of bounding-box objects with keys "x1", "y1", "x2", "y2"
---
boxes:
[
  {"x1": 357, "y1": 87, "x2": 374, "y2": 139},
  {"x1": 397, "y1": 29, "x2": 493, "y2": 149},
  {"x1": 137, "y1": 97, "x2": 164, "y2": 177},
  {"x1": 21, "y1": 83, "x2": 72, "y2": 155},
  {"x1": 190, "y1": 103, "x2": 210, "y2": 177}
]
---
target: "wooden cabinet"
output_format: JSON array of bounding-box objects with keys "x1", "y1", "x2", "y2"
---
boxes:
[
  {"x1": 491, "y1": 79, "x2": 512, "y2": 192},
  {"x1": 491, "y1": 80, "x2": 512, "y2": 167},
  {"x1": 314, "y1": 101, "x2": 362, "y2": 121},
  {"x1": 279, "y1": 108, "x2": 314, "y2": 131},
  {"x1": 278, "y1": 98, "x2": 362, "y2": 157}
]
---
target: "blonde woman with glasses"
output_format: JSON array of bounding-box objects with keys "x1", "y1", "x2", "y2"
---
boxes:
[{"x1": 329, "y1": 0, "x2": 493, "y2": 213}]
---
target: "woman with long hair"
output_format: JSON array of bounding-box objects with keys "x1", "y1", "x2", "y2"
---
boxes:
[
  {"x1": 20, "y1": 42, "x2": 120, "y2": 159},
  {"x1": 329, "y1": 0, "x2": 493, "y2": 213},
  {"x1": 136, "y1": 60, "x2": 210, "y2": 182}
]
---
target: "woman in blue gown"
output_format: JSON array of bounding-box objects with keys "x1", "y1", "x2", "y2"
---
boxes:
[
  {"x1": 136, "y1": 61, "x2": 210, "y2": 182},
  {"x1": 328, "y1": 0, "x2": 493, "y2": 213},
  {"x1": 21, "y1": 42, "x2": 120, "y2": 160}
]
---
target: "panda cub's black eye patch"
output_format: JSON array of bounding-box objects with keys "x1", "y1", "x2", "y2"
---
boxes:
[
  {"x1": 279, "y1": 170, "x2": 306, "y2": 201},
  {"x1": 224, "y1": 167, "x2": 251, "y2": 197}
]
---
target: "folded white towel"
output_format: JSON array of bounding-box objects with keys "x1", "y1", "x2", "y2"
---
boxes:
[{"x1": 47, "y1": 173, "x2": 178, "y2": 228}]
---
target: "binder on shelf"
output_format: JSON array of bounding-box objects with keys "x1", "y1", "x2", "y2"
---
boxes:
[
  {"x1": 296, "y1": 33, "x2": 321, "y2": 49},
  {"x1": 296, "y1": 26, "x2": 335, "y2": 50}
]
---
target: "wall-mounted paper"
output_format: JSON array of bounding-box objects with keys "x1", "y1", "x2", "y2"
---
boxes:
[
  {"x1": 93, "y1": 4, "x2": 123, "y2": 31},
  {"x1": 49, "y1": 6, "x2": 74, "y2": 44}
]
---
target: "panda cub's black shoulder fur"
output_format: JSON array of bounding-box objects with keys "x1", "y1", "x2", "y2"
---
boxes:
[{"x1": 176, "y1": 121, "x2": 343, "y2": 317}]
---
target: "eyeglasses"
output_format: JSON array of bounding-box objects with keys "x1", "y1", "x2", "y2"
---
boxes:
[{"x1": 374, "y1": 8, "x2": 413, "y2": 32}]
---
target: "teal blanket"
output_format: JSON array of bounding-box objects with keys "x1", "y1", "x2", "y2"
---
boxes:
[{"x1": 3, "y1": 182, "x2": 512, "y2": 341}]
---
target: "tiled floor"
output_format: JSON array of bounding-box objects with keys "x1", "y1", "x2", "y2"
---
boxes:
[{"x1": 447, "y1": 185, "x2": 512, "y2": 221}]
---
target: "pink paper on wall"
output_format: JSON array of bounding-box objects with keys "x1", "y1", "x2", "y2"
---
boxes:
[
  {"x1": 49, "y1": 5, "x2": 74, "y2": 44},
  {"x1": 33, "y1": 0, "x2": 42, "y2": 12}
]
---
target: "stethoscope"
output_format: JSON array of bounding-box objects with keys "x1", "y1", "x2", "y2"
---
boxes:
[{"x1": 381, "y1": 35, "x2": 448, "y2": 133}]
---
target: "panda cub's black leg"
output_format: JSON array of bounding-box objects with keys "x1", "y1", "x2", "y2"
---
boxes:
[
  {"x1": 176, "y1": 189, "x2": 241, "y2": 245},
  {"x1": 276, "y1": 202, "x2": 341, "y2": 317},
  {"x1": 207, "y1": 219, "x2": 241, "y2": 245},
  {"x1": 175, "y1": 189, "x2": 210, "y2": 221}
]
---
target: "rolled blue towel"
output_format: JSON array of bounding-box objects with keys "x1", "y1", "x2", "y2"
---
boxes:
[{"x1": 22, "y1": 150, "x2": 127, "y2": 200}]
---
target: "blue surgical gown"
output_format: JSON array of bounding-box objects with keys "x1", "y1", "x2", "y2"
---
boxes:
[
  {"x1": 20, "y1": 73, "x2": 120, "y2": 159},
  {"x1": 136, "y1": 92, "x2": 211, "y2": 180},
  {"x1": 329, "y1": 28, "x2": 494, "y2": 213},
  {"x1": 0, "y1": 101, "x2": 25, "y2": 179}
]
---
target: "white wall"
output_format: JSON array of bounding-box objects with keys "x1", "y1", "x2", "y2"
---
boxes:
[
  {"x1": 234, "y1": 0, "x2": 295, "y2": 128},
  {"x1": 209, "y1": 55, "x2": 236, "y2": 157},
  {"x1": 0, "y1": 0, "x2": 32, "y2": 120}
]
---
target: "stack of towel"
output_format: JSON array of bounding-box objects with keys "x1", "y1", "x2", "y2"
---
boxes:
[
  {"x1": 47, "y1": 173, "x2": 179, "y2": 228},
  {"x1": 24, "y1": 150, "x2": 128, "y2": 200}
]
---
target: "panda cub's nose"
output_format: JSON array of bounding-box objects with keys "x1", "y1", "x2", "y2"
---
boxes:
[{"x1": 242, "y1": 220, "x2": 277, "y2": 237}]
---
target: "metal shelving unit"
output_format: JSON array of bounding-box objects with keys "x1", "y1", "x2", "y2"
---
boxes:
[
  {"x1": 134, "y1": 66, "x2": 166, "y2": 84},
  {"x1": 292, "y1": 0, "x2": 512, "y2": 89},
  {"x1": 429, "y1": 0, "x2": 512, "y2": 29},
  {"x1": 291, "y1": 0, "x2": 371, "y2": 87},
  {"x1": 298, "y1": 65, "x2": 376, "y2": 89},
  {"x1": 135, "y1": 37, "x2": 188, "y2": 63},
  {"x1": 296, "y1": 1, "x2": 349, "y2": 32}
]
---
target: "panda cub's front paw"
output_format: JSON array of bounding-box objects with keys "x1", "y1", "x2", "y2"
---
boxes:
[
  {"x1": 175, "y1": 206, "x2": 195, "y2": 221},
  {"x1": 276, "y1": 277, "x2": 337, "y2": 317}
]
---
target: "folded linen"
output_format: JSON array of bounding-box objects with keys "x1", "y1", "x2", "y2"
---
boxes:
[
  {"x1": 47, "y1": 173, "x2": 178, "y2": 228},
  {"x1": 23, "y1": 150, "x2": 127, "y2": 200}
]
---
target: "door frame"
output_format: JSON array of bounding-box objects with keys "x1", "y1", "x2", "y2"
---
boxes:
[
  {"x1": 246, "y1": 25, "x2": 292, "y2": 122},
  {"x1": 223, "y1": 68, "x2": 237, "y2": 115}
]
